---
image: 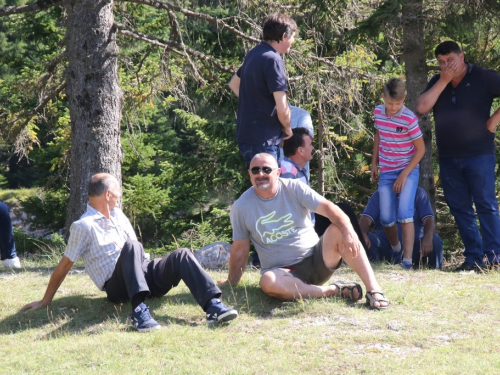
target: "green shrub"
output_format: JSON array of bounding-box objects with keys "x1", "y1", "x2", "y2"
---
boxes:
[
  {"x1": 13, "y1": 229, "x2": 66, "y2": 257},
  {"x1": 165, "y1": 207, "x2": 232, "y2": 253},
  {"x1": 21, "y1": 188, "x2": 68, "y2": 233}
]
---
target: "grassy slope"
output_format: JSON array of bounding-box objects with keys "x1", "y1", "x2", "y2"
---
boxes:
[{"x1": 1, "y1": 262, "x2": 500, "y2": 374}]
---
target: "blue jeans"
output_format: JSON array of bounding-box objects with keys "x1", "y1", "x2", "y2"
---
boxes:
[
  {"x1": 238, "y1": 143, "x2": 281, "y2": 168},
  {"x1": 378, "y1": 166, "x2": 419, "y2": 226},
  {"x1": 367, "y1": 232, "x2": 443, "y2": 269},
  {"x1": 439, "y1": 154, "x2": 500, "y2": 265},
  {"x1": 0, "y1": 201, "x2": 17, "y2": 260}
]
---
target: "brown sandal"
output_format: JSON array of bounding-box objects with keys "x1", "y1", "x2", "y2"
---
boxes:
[
  {"x1": 331, "y1": 280, "x2": 363, "y2": 302},
  {"x1": 365, "y1": 291, "x2": 389, "y2": 310}
]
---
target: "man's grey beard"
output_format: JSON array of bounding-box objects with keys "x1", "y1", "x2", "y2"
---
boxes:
[{"x1": 255, "y1": 181, "x2": 270, "y2": 190}]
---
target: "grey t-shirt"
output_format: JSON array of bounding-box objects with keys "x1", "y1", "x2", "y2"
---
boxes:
[{"x1": 230, "y1": 178, "x2": 324, "y2": 272}]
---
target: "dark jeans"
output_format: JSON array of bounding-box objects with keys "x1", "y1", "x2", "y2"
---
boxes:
[
  {"x1": 0, "y1": 201, "x2": 17, "y2": 260},
  {"x1": 104, "y1": 239, "x2": 221, "y2": 311},
  {"x1": 238, "y1": 143, "x2": 281, "y2": 168},
  {"x1": 366, "y1": 232, "x2": 443, "y2": 269},
  {"x1": 439, "y1": 154, "x2": 500, "y2": 265}
]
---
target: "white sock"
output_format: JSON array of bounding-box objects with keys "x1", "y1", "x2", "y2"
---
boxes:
[
  {"x1": 403, "y1": 257, "x2": 412, "y2": 264},
  {"x1": 391, "y1": 241, "x2": 402, "y2": 252}
]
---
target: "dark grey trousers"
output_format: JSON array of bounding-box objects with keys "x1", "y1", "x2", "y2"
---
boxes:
[{"x1": 104, "y1": 239, "x2": 221, "y2": 311}]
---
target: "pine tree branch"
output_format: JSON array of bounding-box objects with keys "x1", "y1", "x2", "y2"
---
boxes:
[
  {"x1": 37, "y1": 51, "x2": 67, "y2": 96},
  {"x1": 115, "y1": 22, "x2": 234, "y2": 74},
  {"x1": 119, "y1": 0, "x2": 260, "y2": 43},
  {"x1": 167, "y1": 10, "x2": 206, "y2": 84},
  {"x1": 0, "y1": 0, "x2": 62, "y2": 16},
  {"x1": 2, "y1": 82, "x2": 67, "y2": 140}
]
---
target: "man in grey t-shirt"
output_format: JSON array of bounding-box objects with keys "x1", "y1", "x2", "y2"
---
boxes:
[{"x1": 218, "y1": 153, "x2": 389, "y2": 309}]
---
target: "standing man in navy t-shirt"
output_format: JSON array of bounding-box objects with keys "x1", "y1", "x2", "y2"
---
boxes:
[
  {"x1": 416, "y1": 40, "x2": 500, "y2": 272},
  {"x1": 228, "y1": 13, "x2": 297, "y2": 167}
]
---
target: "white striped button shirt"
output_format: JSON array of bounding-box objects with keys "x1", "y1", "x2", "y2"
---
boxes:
[{"x1": 64, "y1": 204, "x2": 137, "y2": 290}]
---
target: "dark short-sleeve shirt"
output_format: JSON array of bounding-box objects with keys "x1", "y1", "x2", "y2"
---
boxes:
[
  {"x1": 422, "y1": 64, "x2": 500, "y2": 158},
  {"x1": 236, "y1": 41, "x2": 288, "y2": 146},
  {"x1": 361, "y1": 188, "x2": 433, "y2": 239}
]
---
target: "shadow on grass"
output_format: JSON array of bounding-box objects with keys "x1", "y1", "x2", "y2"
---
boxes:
[
  {"x1": 0, "y1": 294, "x2": 207, "y2": 337},
  {"x1": 216, "y1": 283, "x2": 283, "y2": 317},
  {"x1": 2, "y1": 265, "x2": 371, "y2": 335},
  {"x1": 0, "y1": 283, "x2": 285, "y2": 337}
]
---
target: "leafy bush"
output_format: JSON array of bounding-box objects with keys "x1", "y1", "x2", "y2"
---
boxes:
[
  {"x1": 165, "y1": 207, "x2": 232, "y2": 253},
  {"x1": 13, "y1": 228, "x2": 66, "y2": 256},
  {"x1": 21, "y1": 188, "x2": 68, "y2": 233}
]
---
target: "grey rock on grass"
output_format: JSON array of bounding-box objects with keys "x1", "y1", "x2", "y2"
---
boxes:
[{"x1": 194, "y1": 241, "x2": 231, "y2": 269}]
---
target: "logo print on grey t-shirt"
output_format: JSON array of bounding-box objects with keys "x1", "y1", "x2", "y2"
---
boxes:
[{"x1": 256, "y1": 211, "x2": 296, "y2": 244}]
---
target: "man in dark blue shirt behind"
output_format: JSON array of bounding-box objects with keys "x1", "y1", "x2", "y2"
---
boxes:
[
  {"x1": 228, "y1": 13, "x2": 296, "y2": 167},
  {"x1": 359, "y1": 188, "x2": 443, "y2": 270},
  {"x1": 416, "y1": 40, "x2": 500, "y2": 271}
]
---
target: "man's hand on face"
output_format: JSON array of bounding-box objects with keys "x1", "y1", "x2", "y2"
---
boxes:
[{"x1": 440, "y1": 60, "x2": 458, "y2": 83}]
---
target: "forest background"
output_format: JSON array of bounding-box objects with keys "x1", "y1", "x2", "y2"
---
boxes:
[{"x1": 1, "y1": 0, "x2": 500, "y2": 259}]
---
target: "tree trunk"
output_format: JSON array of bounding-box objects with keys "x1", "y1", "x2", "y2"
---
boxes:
[
  {"x1": 402, "y1": 0, "x2": 436, "y2": 211},
  {"x1": 316, "y1": 94, "x2": 325, "y2": 196},
  {"x1": 63, "y1": 0, "x2": 123, "y2": 234}
]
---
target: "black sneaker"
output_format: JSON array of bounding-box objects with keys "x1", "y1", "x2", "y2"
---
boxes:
[
  {"x1": 454, "y1": 262, "x2": 484, "y2": 273},
  {"x1": 206, "y1": 299, "x2": 238, "y2": 323},
  {"x1": 130, "y1": 303, "x2": 161, "y2": 332}
]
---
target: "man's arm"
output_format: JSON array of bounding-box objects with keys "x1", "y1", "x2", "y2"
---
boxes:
[
  {"x1": 21, "y1": 256, "x2": 74, "y2": 311},
  {"x1": 486, "y1": 107, "x2": 500, "y2": 133},
  {"x1": 273, "y1": 91, "x2": 292, "y2": 139},
  {"x1": 358, "y1": 215, "x2": 374, "y2": 249},
  {"x1": 420, "y1": 216, "x2": 436, "y2": 257},
  {"x1": 416, "y1": 63, "x2": 457, "y2": 114},
  {"x1": 315, "y1": 200, "x2": 361, "y2": 257},
  {"x1": 218, "y1": 238, "x2": 251, "y2": 286},
  {"x1": 228, "y1": 74, "x2": 240, "y2": 97}
]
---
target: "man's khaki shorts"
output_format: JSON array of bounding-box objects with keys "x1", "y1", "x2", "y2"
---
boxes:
[{"x1": 285, "y1": 236, "x2": 342, "y2": 285}]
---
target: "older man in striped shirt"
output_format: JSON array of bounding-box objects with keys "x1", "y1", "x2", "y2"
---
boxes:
[{"x1": 22, "y1": 173, "x2": 237, "y2": 331}]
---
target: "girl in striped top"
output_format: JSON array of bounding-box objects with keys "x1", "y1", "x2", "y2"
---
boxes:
[{"x1": 371, "y1": 78, "x2": 425, "y2": 270}]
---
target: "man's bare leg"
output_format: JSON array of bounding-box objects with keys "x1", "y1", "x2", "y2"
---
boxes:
[
  {"x1": 321, "y1": 224, "x2": 388, "y2": 308},
  {"x1": 259, "y1": 269, "x2": 359, "y2": 301}
]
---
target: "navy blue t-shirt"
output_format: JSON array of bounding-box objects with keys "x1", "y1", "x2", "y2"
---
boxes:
[
  {"x1": 236, "y1": 41, "x2": 288, "y2": 146},
  {"x1": 423, "y1": 64, "x2": 500, "y2": 158},
  {"x1": 361, "y1": 188, "x2": 433, "y2": 240}
]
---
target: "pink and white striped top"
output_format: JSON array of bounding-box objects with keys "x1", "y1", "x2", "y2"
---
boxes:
[{"x1": 374, "y1": 104, "x2": 422, "y2": 172}]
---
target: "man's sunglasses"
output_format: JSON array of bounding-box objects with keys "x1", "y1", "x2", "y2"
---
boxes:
[{"x1": 250, "y1": 166, "x2": 277, "y2": 175}]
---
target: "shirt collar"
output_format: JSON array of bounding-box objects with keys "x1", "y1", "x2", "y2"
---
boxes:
[
  {"x1": 86, "y1": 203, "x2": 117, "y2": 221},
  {"x1": 381, "y1": 104, "x2": 406, "y2": 117},
  {"x1": 283, "y1": 157, "x2": 306, "y2": 173}
]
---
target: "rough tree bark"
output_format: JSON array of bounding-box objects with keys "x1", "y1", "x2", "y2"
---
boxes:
[
  {"x1": 63, "y1": 0, "x2": 123, "y2": 232},
  {"x1": 402, "y1": 0, "x2": 436, "y2": 211}
]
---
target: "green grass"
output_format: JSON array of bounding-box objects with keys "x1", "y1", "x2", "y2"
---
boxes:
[{"x1": 1, "y1": 260, "x2": 500, "y2": 374}]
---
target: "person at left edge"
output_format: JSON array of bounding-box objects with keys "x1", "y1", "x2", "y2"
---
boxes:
[
  {"x1": 0, "y1": 201, "x2": 21, "y2": 269},
  {"x1": 21, "y1": 173, "x2": 237, "y2": 331}
]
